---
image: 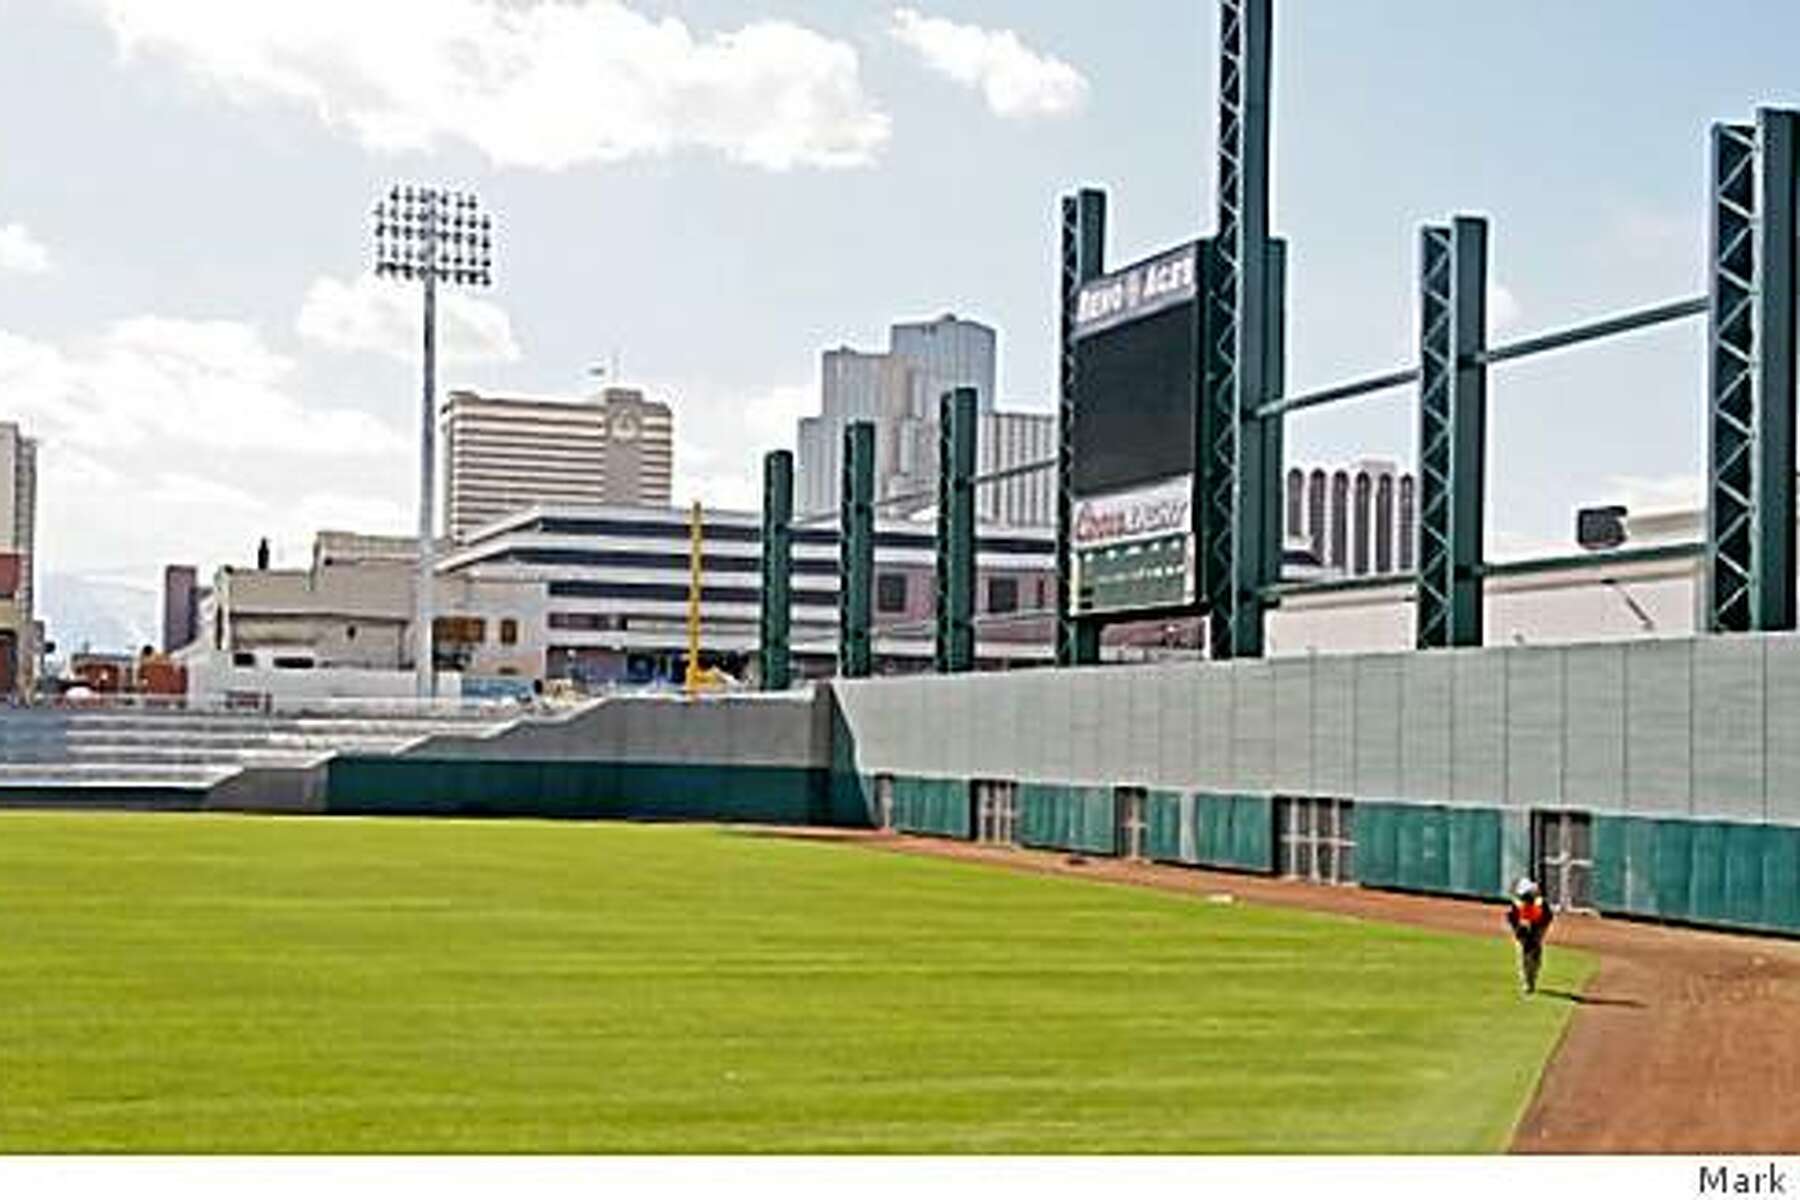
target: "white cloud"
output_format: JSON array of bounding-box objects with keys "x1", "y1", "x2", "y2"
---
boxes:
[
  {"x1": 1489, "y1": 283, "x2": 1522, "y2": 334},
  {"x1": 0, "y1": 318, "x2": 405, "y2": 457},
  {"x1": 0, "y1": 222, "x2": 51, "y2": 273},
  {"x1": 668, "y1": 380, "x2": 814, "y2": 510},
  {"x1": 91, "y1": 0, "x2": 891, "y2": 171},
  {"x1": 3, "y1": 301, "x2": 423, "y2": 648},
  {"x1": 889, "y1": 8, "x2": 1088, "y2": 119},
  {"x1": 298, "y1": 273, "x2": 521, "y2": 366}
]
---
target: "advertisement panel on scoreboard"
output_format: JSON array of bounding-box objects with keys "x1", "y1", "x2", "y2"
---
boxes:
[
  {"x1": 1066, "y1": 240, "x2": 1204, "y2": 618},
  {"x1": 1070, "y1": 474, "x2": 1196, "y2": 616}
]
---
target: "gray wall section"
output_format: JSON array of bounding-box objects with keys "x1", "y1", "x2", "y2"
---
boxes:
[
  {"x1": 827, "y1": 633, "x2": 1800, "y2": 825},
  {"x1": 1564, "y1": 643, "x2": 1626, "y2": 810},
  {"x1": 1505, "y1": 648, "x2": 1563, "y2": 808},
  {"x1": 1768, "y1": 638, "x2": 1800, "y2": 825},
  {"x1": 400, "y1": 692, "x2": 832, "y2": 771},
  {"x1": 1625, "y1": 640, "x2": 1691, "y2": 816}
]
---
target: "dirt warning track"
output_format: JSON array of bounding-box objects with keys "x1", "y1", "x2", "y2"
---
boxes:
[{"x1": 780, "y1": 829, "x2": 1800, "y2": 1153}]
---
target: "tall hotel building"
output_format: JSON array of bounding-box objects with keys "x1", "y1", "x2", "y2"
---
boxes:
[{"x1": 442, "y1": 387, "x2": 673, "y2": 542}]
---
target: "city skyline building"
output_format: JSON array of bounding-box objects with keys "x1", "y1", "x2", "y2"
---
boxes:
[
  {"x1": 0, "y1": 421, "x2": 39, "y2": 697},
  {"x1": 442, "y1": 386, "x2": 673, "y2": 542},
  {"x1": 796, "y1": 314, "x2": 1053, "y2": 526},
  {"x1": 1285, "y1": 458, "x2": 1417, "y2": 578}
]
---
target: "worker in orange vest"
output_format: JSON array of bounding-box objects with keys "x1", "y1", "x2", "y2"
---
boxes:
[{"x1": 1507, "y1": 878, "x2": 1554, "y2": 995}]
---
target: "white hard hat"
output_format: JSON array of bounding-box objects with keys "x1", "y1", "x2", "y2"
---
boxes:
[{"x1": 1515, "y1": 878, "x2": 1540, "y2": 899}]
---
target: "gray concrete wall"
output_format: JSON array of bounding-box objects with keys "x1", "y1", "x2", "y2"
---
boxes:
[
  {"x1": 828, "y1": 632, "x2": 1800, "y2": 824},
  {"x1": 399, "y1": 691, "x2": 832, "y2": 771}
]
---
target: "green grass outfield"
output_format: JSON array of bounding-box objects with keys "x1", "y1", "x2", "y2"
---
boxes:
[{"x1": 0, "y1": 813, "x2": 1590, "y2": 1153}]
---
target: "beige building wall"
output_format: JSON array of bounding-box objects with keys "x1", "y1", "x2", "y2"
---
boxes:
[{"x1": 198, "y1": 532, "x2": 546, "y2": 683}]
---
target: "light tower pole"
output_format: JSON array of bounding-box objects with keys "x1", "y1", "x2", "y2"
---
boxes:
[{"x1": 372, "y1": 186, "x2": 494, "y2": 699}]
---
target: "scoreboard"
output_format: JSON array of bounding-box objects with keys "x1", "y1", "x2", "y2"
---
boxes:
[{"x1": 1069, "y1": 242, "x2": 1204, "y2": 617}]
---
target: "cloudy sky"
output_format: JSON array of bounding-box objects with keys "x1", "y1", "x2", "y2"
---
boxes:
[{"x1": 3, "y1": 0, "x2": 1798, "y2": 649}]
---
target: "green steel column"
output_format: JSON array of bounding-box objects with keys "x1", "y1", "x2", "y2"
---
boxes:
[
  {"x1": 1757, "y1": 111, "x2": 1799, "y2": 632},
  {"x1": 839, "y1": 421, "x2": 875, "y2": 678},
  {"x1": 936, "y1": 387, "x2": 978, "y2": 673},
  {"x1": 758, "y1": 450, "x2": 793, "y2": 690},
  {"x1": 1707, "y1": 110, "x2": 1799, "y2": 633},
  {"x1": 1416, "y1": 216, "x2": 1488, "y2": 649},
  {"x1": 1203, "y1": 0, "x2": 1274, "y2": 660},
  {"x1": 1257, "y1": 239, "x2": 1287, "y2": 604},
  {"x1": 1057, "y1": 189, "x2": 1105, "y2": 666}
]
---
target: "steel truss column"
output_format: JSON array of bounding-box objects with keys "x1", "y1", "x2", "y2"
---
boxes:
[
  {"x1": 1708, "y1": 110, "x2": 1799, "y2": 634},
  {"x1": 1415, "y1": 216, "x2": 1489, "y2": 649},
  {"x1": 936, "y1": 388, "x2": 978, "y2": 673},
  {"x1": 1203, "y1": 0, "x2": 1275, "y2": 659},
  {"x1": 839, "y1": 421, "x2": 876, "y2": 678},
  {"x1": 758, "y1": 450, "x2": 793, "y2": 691},
  {"x1": 1057, "y1": 189, "x2": 1106, "y2": 666}
]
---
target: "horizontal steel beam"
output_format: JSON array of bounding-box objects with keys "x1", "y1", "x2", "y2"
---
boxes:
[
  {"x1": 1256, "y1": 367, "x2": 1420, "y2": 420},
  {"x1": 873, "y1": 608, "x2": 1059, "y2": 637},
  {"x1": 794, "y1": 456, "x2": 1060, "y2": 528},
  {"x1": 1476, "y1": 296, "x2": 1707, "y2": 367},
  {"x1": 1255, "y1": 295, "x2": 1706, "y2": 421},
  {"x1": 1263, "y1": 572, "x2": 1415, "y2": 600},
  {"x1": 1265, "y1": 541, "x2": 1702, "y2": 601},
  {"x1": 1476, "y1": 540, "x2": 1702, "y2": 579},
  {"x1": 974, "y1": 456, "x2": 1057, "y2": 487}
]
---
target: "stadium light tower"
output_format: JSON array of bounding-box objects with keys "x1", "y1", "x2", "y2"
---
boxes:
[{"x1": 372, "y1": 186, "x2": 494, "y2": 699}]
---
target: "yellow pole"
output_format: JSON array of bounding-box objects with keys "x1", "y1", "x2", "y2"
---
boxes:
[{"x1": 685, "y1": 499, "x2": 703, "y2": 696}]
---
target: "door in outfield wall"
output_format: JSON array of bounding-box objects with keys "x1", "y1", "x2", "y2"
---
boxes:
[
  {"x1": 1532, "y1": 810, "x2": 1593, "y2": 912},
  {"x1": 875, "y1": 775, "x2": 895, "y2": 831},
  {"x1": 975, "y1": 780, "x2": 1018, "y2": 846},
  {"x1": 1116, "y1": 787, "x2": 1147, "y2": 860},
  {"x1": 1278, "y1": 797, "x2": 1356, "y2": 885}
]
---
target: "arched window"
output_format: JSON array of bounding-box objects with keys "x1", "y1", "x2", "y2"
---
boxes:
[
  {"x1": 1330, "y1": 472, "x2": 1350, "y2": 569},
  {"x1": 1375, "y1": 474, "x2": 1395, "y2": 574},
  {"x1": 1353, "y1": 472, "x2": 1373, "y2": 576},
  {"x1": 1307, "y1": 469, "x2": 1328, "y2": 560},
  {"x1": 1399, "y1": 475, "x2": 1417, "y2": 572}
]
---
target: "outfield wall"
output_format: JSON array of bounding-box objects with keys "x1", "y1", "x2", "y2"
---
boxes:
[
  {"x1": 326, "y1": 691, "x2": 860, "y2": 826},
  {"x1": 826, "y1": 633, "x2": 1800, "y2": 936}
]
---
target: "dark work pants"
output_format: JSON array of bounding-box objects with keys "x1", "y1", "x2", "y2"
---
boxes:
[{"x1": 1518, "y1": 938, "x2": 1543, "y2": 993}]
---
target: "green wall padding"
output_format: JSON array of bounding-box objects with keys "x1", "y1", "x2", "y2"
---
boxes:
[
  {"x1": 1656, "y1": 819, "x2": 1696, "y2": 921},
  {"x1": 1175, "y1": 793, "x2": 1272, "y2": 874},
  {"x1": 1592, "y1": 817, "x2": 1626, "y2": 911},
  {"x1": 1765, "y1": 826, "x2": 1800, "y2": 932},
  {"x1": 327, "y1": 757, "x2": 825, "y2": 825},
  {"x1": 1591, "y1": 814, "x2": 1800, "y2": 935},
  {"x1": 1145, "y1": 791, "x2": 1184, "y2": 863},
  {"x1": 1624, "y1": 818, "x2": 1659, "y2": 916},
  {"x1": 1358, "y1": 804, "x2": 1399, "y2": 888},
  {"x1": 1230, "y1": 795, "x2": 1273, "y2": 871},
  {"x1": 1688, "y1": 822, "x2": 1726, "y2": 924},
  {"x1": 1016, "y1": 784, "x2": 1115, "y2": 855},
  {"x1": 892, "y1": 776, "x2": 970, "y2": 839},
  {"x1": 1724, "y1": 822, "x2": 1766, "y2": 929},
  {"x1": 1353, "y1": 803, "x2": 1500, "y2": 898},
  {"x1": 1417, "y1": 805, "x2": 1449, "y2": 893}
]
